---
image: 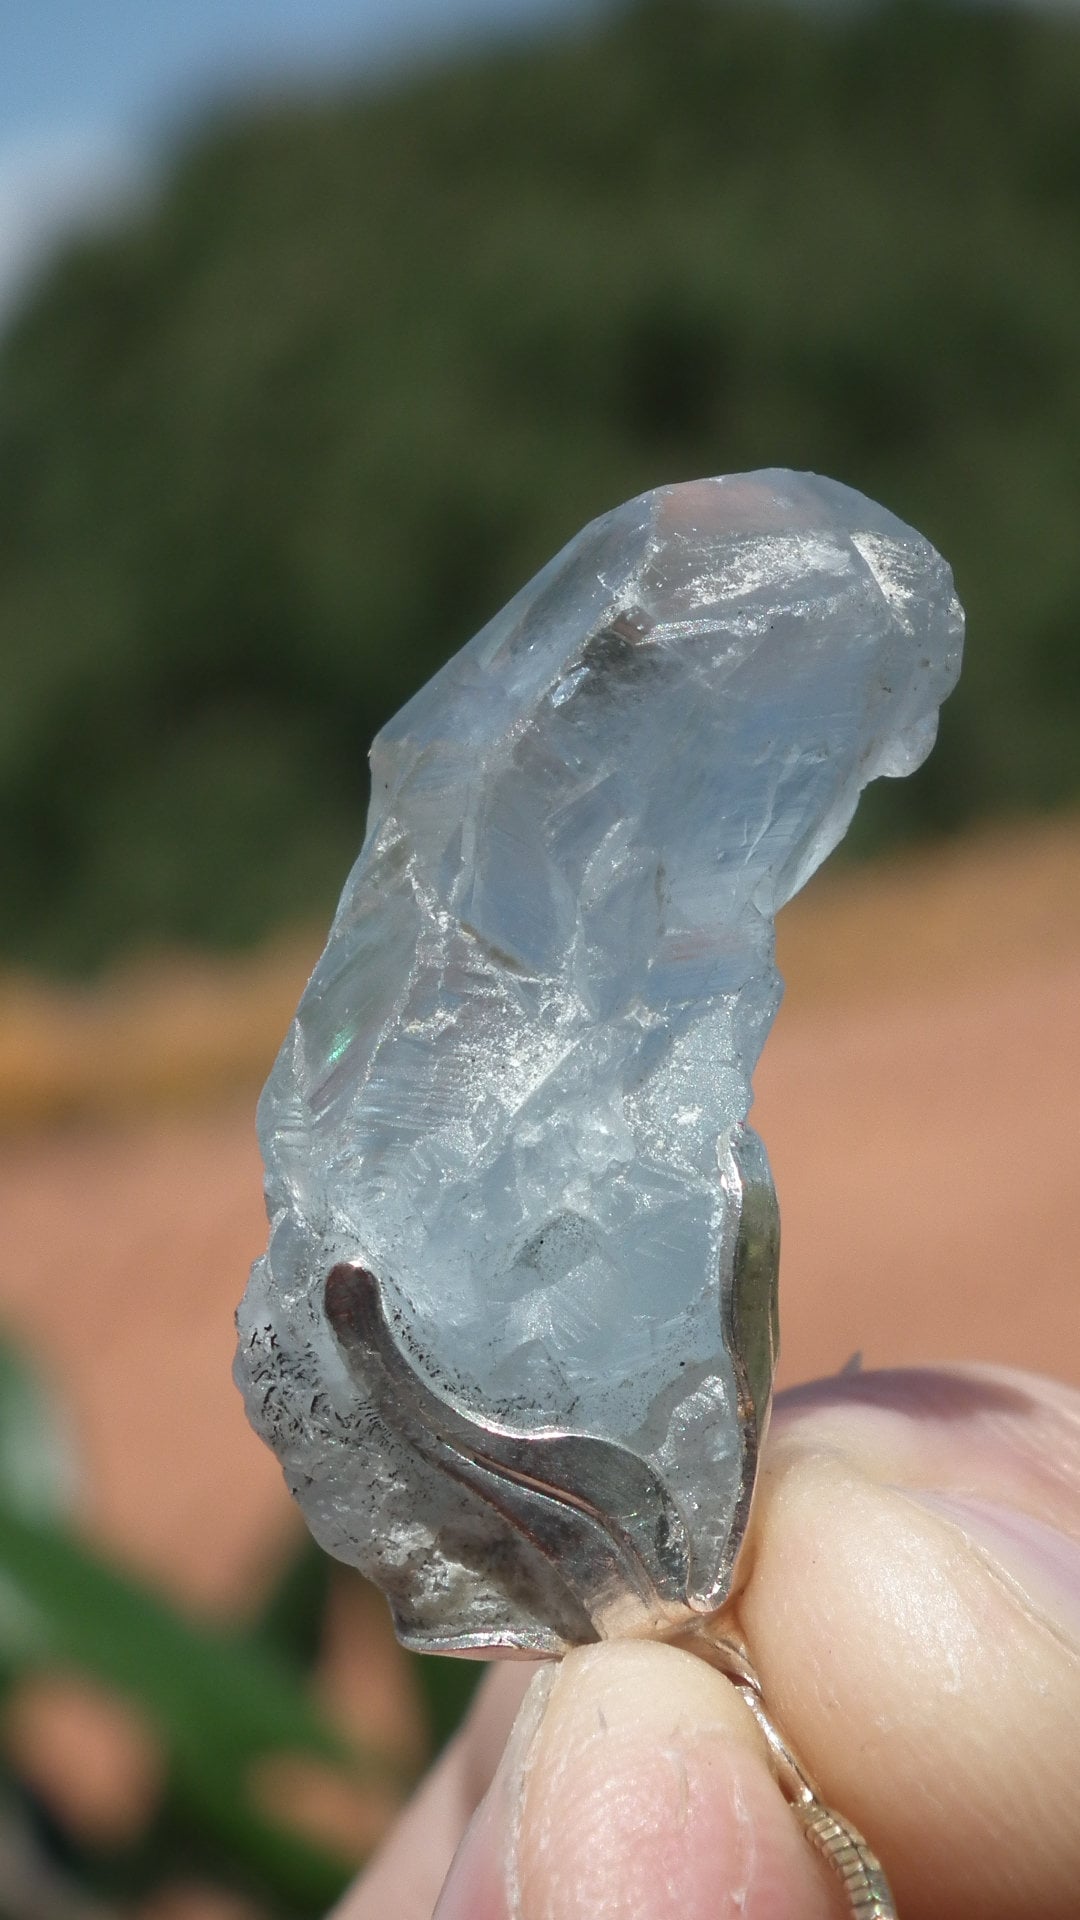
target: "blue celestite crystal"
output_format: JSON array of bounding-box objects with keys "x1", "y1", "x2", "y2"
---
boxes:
[{"x1": 235, "y1": 471, "x2": 963, "y2": 1652}]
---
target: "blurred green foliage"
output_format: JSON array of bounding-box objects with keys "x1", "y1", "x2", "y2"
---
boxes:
[
  {"x1": 0, "y1": 1335, "x2": 408, "y2": 1916},
  {"x1": 0, "y1": 1332, "x2": 482, "y2": 1915},
  {"x1": 2, "y1": 0, "x2": 1079, "y2": 972}
]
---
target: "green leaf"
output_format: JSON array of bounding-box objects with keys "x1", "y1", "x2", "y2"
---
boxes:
[
  {"x1": 410, "y1": 1651, "x2": 485, "y2": 1759},
  {"x1": 0, "y1": 1335, "x2": 77, "y2": 1524},
  {"x1": 251, "y1": 1536, "x2": 334, "y2": 1673},
  {"x1": 0, "y1": 1500, "x2": 402, "y2": 1904}
]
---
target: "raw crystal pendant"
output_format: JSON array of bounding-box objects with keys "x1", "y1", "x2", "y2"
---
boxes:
[{"x1": 235, "y1": 470, "x2": 963, "y2": 1656}]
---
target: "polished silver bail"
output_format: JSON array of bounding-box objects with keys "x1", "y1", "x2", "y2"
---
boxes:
[{"x1": 323, "y1": 1128, "x2": 780, "y2": 1656}]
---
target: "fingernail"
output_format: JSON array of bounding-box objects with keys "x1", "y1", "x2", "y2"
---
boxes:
[
  {"x1": 905, "y1": 1489, "x2": 1080, "y2": 1651},
  {"x1": 433, "y1": 1786, "x2": 508, "y2": 1920},
  {"x1": 775, "y1": 1366, "x2": 1080, "y2": 1548},
  {"x1": 433, "y1": 1666, "x2": 554, "y2": 1920}
]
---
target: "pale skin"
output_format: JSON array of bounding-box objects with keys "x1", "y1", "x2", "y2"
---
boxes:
[{"x1": 339, "y1": 1365, "x2": 1080, "y2": 1920}]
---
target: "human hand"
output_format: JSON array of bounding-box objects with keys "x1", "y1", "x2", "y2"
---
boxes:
[{"x1": 340, "y1": 1365, "x2": 1080, "y2": 1919}]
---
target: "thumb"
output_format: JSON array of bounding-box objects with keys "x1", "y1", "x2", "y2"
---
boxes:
[
  {"x1": 739, "y1": 1364, "x2": 1080, "y2": 1919},
  {"x1": 348, "y1": 1364, "x2": 1080, "y2": 1919},
  {"x1": 433, "y1": 1364, "x2": 1080, "y2": 1920},
  {"x1": 433, "y1": 1641, "x2": 837, "y2": 1920}
]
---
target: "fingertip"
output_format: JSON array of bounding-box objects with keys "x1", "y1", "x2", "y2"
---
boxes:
[
  {"x1": 433, "y1": 1787, "x2": 512, "y2": 1920},
  {"x1": 740, "y1": 1425, "x2": 1080, "y2": 1919},
  {"x1": 769, "y1": 1362, "x2": 1080, "y2": 1540},
  {"x1": 511, "y1": 1641, "x2": 836, "y2": 1920}
]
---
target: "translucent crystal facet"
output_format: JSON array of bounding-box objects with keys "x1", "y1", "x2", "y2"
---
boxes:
[{"x1": 235, "y1": 471, "x2": 963, "y2": 1651}]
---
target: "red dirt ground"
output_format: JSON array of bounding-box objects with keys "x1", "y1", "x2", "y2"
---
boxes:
[{"x1": 0, "y1": 815, "x2": 1077, "y2": 1886}]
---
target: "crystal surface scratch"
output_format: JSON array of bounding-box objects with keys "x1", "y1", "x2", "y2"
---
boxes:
[{"x1": 235, "y1": 470, "x2": 963, "y2": 1652}]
